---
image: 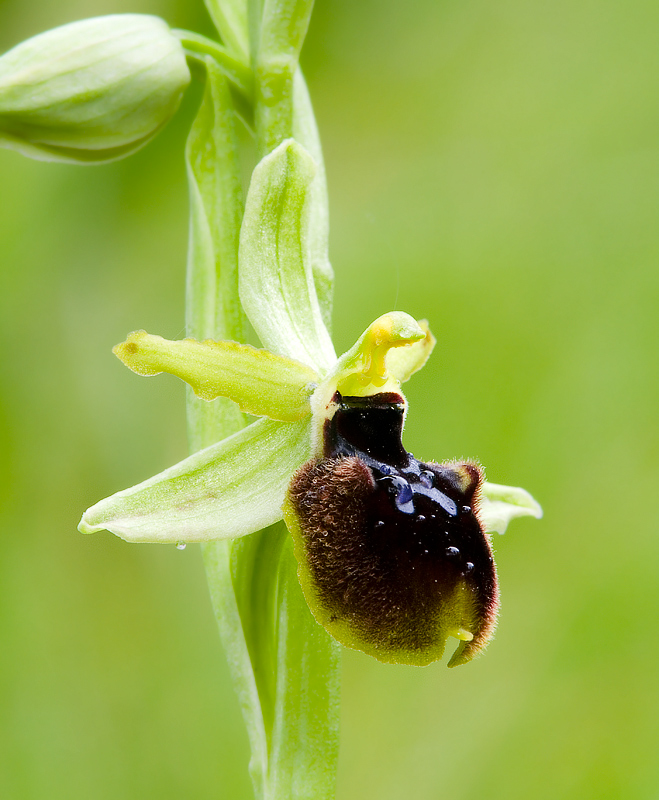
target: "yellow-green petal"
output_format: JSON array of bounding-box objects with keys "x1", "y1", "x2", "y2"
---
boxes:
[{"x1": 114, "y1": 331, "x2": 318, "y2": 421}]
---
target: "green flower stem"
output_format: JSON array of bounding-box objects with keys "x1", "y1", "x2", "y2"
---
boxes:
[
  {"x1": 183, "y1": 46, "x2": 259, "y2": 796},
  {"x1": 185, "y1": 5, "x2": 340, "y2": 796},
  {"x1": 174, "y1": 29, "x2": 253, "y2": 99},
  {"x1": 204, "y1": 0, "x2": 250, "y2": 63},
  {"x1": 185, "y1": 56, "x2": 246, "y2": 448},
  {"x1": 252, "y1": 0, "x2": 316, "y2": 155}
]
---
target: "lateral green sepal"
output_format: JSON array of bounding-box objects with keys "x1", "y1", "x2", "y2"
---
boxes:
[
  {"x1": 480, "y1": 481, "x2": 543, "y2": 534},
  {"x1": 114, "y1": 331, "x2": 318, "y2": 421},
  {"x1": 78, "y1": 417, "x2": 312, "y2": 543}
]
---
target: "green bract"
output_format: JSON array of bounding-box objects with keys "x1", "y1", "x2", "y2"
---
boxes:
[{"x1": 0, "y1": 15, "x2": 190, "y2": 163}]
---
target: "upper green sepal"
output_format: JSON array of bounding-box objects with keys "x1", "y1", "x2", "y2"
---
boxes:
[
  {"x1": 115, "y1": 331, "x2": 318, "y2": 422},
  {"x1": 0, "y1": 15, "x2": 190, "y2": 164},
  {"x1": 239, "y1": 139, "x2": 336, "y2": 372}
]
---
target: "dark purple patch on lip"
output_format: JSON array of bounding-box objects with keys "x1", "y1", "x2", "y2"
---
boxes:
[{"x1": 288, "y1": 391, "x2": 499, "y2": 664}]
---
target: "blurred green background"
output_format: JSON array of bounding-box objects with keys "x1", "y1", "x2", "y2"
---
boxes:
[{"x1": 1, "y1": 0, "x2": 658, "y2": 798}]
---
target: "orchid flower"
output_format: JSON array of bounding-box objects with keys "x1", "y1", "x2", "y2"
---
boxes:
[{"x1": 79, "y1": 139, "x2": 541, "y2": 667}]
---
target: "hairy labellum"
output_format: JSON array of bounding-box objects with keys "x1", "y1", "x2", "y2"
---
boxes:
[{"x1": 286, "y1": 392, "x2": 499, "y2": 667}]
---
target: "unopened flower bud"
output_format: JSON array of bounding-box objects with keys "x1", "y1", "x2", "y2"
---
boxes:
[
  {"x1": 285, "y1": 391, "x2": 499, "y2": 667},
  {"x1": 0, "y1": 15, "x2": 190, "y2": 163}
]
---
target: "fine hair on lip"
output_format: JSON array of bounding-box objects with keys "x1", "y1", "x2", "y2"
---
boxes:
[{"x1": 287, "y1": 391, "x2": 499, "y2": 667}]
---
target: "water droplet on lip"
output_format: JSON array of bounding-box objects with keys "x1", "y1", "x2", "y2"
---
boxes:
[
  {"x1": 462, "y1": 505, "x2": 472, "y2": 514},
  {"x1": 381, "y1": 475, "x2": 414, "y2": 513},
  {"x1": 464, "y1": 561, "x2": 475, "y2": 573},
  {"x1": 417, "y1": 514, "x2": 426, "y2": 523},
  {"x1": 391, "y1": 476, "x2": 413, "y2": 504},
  {"x1": 375, "y1": 520, "x2": 385, "y2": 528},
  {"x1": 175, "y1": 542, "x2": 187, "y2": 550},
  {"x1": 419, "y1": 470, "x2": 434, "y2": 488},
  {"x1": 445, "y1": 546, "x2": 460, "y2": 558}
]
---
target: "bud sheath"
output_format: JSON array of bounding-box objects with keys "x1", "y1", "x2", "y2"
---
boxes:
[{"x1": 0, "y1": 15, "x2": 190, "y2": 163}]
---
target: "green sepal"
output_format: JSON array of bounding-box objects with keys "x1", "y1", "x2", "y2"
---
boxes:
[
  {"x1": 239, "y1": 138, "x2": 336, "y2": 372},
  {"x1": 79, "y1": 417, "x2": 311, "y2": 543},
  {"x1": 480, "y1": 481, "x2": 543, "y2": 534},
  {"x1": 114, "y1": 331, "x2": 318, "y2": 422},
  {"x1": 292, "y1": 71, "x2": 333, "y2": 332},
  {"x1": 0, "y1": 127, "x2": 166, "y2": 165}
]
